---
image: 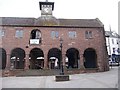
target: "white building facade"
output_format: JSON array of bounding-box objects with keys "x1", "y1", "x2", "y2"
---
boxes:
[{"x1": 105, "y1": 31, "x2": 120, "y2": 62}]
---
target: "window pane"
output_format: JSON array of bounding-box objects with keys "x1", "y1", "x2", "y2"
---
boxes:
[
  {"x1": 2, "y1": 31, "x2": 5, "y2": 36},
  {"x1": 55, "y1": 31, "x2": 59, "y2": 38},
  {"x1": 69, "y1": 31, "x2": 76, "y2": 38},
  {"x1": 0, "y1": 30, "x2": 2, "y2": 37},
  {"x1": 89, "y1": 31, "x2": 92, "y2": 38},
  {"x1": 116, "y1": 40, "x2": 118, "y2": 44},
  {"x1": 15, "y1": 30, "x2": 23, "y2": 38},
  {"x1": 85, "y1": 31, "x2": 88, "y2": 39},
  {"x1": 113, "y1": 48, "x2": 115, "y2": 53},
  {"x1": 51, "y1": 31, "x2": 55, "y2": 38},
  {"x1": 0, "y1": 30, "x2": 5, "y2": 37},
  {"x1": 117, "y1": 48, "x2": 120, "y2": 53},
  {"x1": 15, "y1": 30, "x2": 19, "y2": 37},
  {"x1": 51, "y1": 31, "x2": 59, "y2": 39},
  {"x1": 35, "y1": 30, "x2": 41, "y2": 39},
  {"x1": 112, "y1": 39, "x2": 114, "y2": 44},
  {"x1": 74, "y1": 32, "x2": 76, "y2": 37},
  {"x1": 20, "y1": 30, "x2": 23, "y2": 37},
  {"x1": 68, "y1": 32, "x2": 71, "y2": 37},
  {"x1": 85, "y1": 31, "x2": 92, "y2": 39}
]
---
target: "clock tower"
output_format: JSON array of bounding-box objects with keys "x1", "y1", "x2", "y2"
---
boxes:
[
  {"x1": 39, "y1": 1, "x2": 54, "y2": 15},
  {"x1": 35, "y1": 0, "x2": 58, "y2": 26}
]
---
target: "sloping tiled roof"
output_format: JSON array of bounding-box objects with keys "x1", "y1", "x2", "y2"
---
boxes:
[
  {"x1": 1, "y1": 17, "x2": 35, "y2": 26},
  {"x1": 0, "y1": 17, "x2": 104, "y2": 28},
  {"x1": 58, "y1": 18, "x2": 103, "y2": 27},
  {"x1": 105, "y1": 31, "x2": 120, "y2": 38}
]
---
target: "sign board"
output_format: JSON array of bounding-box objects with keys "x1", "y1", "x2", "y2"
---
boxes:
[{"x1": 30, "y1": 39, "x2": 39, "y2": 44}]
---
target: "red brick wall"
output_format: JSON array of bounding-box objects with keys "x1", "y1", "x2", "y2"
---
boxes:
[{"x1": 1, "y1": 26, "x2": 109, "y2": 71}]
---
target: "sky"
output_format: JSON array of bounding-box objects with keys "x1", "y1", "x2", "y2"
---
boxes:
[{"x1": 0, "y1": 0, "x2": 119, "y2": 33}]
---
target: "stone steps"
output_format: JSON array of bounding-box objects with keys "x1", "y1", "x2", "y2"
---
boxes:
[
  {"x1": 15, "y1": 69, "x2": 61, "y2": 77},
  {"x1": 2, "y1": 68, "x2": 99, "y2": 77}
]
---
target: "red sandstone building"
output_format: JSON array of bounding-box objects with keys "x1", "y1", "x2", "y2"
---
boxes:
[{"x1": 0, "y1": 1, "x2": 109, "y2": 74}]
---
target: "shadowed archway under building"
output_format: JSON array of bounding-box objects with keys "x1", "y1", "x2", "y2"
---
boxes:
[
  {"x1": 66, "y1": 48, "x2": 80, "y2": 69},
  {"x1": 0, "y1": 48, "x2": 6, "y2": 69},
  {"x1": 10, "y1": 48, "x2": 25, "y2": 69},
  {"x1": 29, "y1": 48, "x2": 44, "y2": 69},
  {"x1": 83, "y1": 48, "x2": 97, "y2": 68},
  {"x1": 48, "y1": 48, "x2": 61, "y2": 69}
]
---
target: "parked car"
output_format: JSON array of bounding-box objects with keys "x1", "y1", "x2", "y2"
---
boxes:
[{"x1": 109, "y1": 57, "x2": 119, "y2": 66}]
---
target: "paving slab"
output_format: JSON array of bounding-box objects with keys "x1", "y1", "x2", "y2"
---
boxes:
[{"x1": 2, "y1": 67, "x2": 119, "y2": 88}]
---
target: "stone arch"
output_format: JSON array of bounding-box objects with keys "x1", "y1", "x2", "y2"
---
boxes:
[
  {"x1": 66, "y1": 48, "x2": 80, "y2": 69},
  {"x1": 48, "y1": 48, "x2": 61, "y2": 69},
  {"x1": 0, "y1": 48, "x2": 7, "y2": 69},
  {"x1": 10, "y1": 48, "x2": 25, "y2": 69},
  {"x1": 30, "y1": 29, "x2": 42, "y2": 44},
  {"x1": 83, "y1": 48, "x2": 97, "y2": 68},
  {"x1": 30, "y1": 29, "x2": 41, "y2": 39},
  {"x1": 29, "y1": 48, "x2": 44, "y2": 69}
]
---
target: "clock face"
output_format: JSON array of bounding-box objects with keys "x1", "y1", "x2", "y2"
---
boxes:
[
  {"x1": 44, "y1": 8, "x2": 49, "y2": 13},
  {"x1": 41, "y1": 5, "x2": 52, "y2": 15}
]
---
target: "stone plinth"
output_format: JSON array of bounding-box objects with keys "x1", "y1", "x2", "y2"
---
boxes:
[{"x1": 55, "y1": 75, "x2": 70, "y2": 81}]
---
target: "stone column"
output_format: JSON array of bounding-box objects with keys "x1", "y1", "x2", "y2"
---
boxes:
[
  {"x1": 62, "y1": 54, "x2": 66, "y2": 67},
  {"x1": 44, "y1": 53, "x2": 48, "y2": 69},
  {"x1": 24, "y1": 54, "x2": 30, "y2": 70},
  {"x1": 78, "y1": 58, "x2": 80, "y2": 69},
  {"x1": 5, "y1": 54, "x2": 11, "y2": 70},
  {"x1": 62, "y1": 52, "x2": 67, "y2": 74},
  {"x1": 80, "y1": 53, "x2": 85, "y2": 69}
]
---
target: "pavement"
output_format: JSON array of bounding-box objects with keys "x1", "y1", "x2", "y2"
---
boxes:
[{"x1": 1, "y1": 66, "x2": 119, "y2": 89}]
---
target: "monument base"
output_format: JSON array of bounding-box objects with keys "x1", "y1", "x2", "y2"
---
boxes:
[{"x1": 55, "y1": 75, "x2": 70, "y2": 81}]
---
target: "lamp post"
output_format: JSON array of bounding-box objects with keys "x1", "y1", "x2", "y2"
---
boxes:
[
  {"x1": 55, "y1": 38, "x2": 69, "y2": 81},
  {"x1": 60, "y1": 38, "x2": 64, "y2": 75}
]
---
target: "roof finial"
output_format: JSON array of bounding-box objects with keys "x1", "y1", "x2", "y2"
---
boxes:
[{"x1": 46, "y1": 0, "x2": 48, "y2": 2}]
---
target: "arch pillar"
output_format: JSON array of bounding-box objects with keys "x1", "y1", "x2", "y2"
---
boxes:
[
  {"x1": 5, "y1": 54, "x2": 11, "y2": 70},
  {"x1": 78, "y1": 56, "x2": 80, "y2": 69},
  {"x1": 66, "y1": 48, "x2": 80, "y2": 69},
  {"x1": 24, "y1": 54, "x2": 30, "y2": 70},
  {"x1": 44, "y1": 52, "x2": 48, "y2": 69},
  {"x1": 62, "y1": 52, "x2": 66, "y2": 70},
  {"x1": 79, "y1": 50, "x2": 85, "y2": 69},
  {"x1": 47, "y1": 48, "x2": 61, "y2": 69}
]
